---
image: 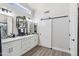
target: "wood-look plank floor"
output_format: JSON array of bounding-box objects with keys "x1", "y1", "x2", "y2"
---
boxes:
[{"x1": 22, "y1": 46, "x2": 71, "y2": 56}]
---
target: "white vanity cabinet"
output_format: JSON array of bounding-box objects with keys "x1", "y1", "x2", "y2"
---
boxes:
[
  {"x1": 2, "y1": 39, "x2": 21, "y2": 56},
  {"x1": 21, "y1": 34, "x2": 38, "y2": 55},
  {"x1": 21, "y1": 37, "x2": 30, "y2": 52},
  {"x1": 2, "y1": 34, "x2": 38, "y2": 56}
]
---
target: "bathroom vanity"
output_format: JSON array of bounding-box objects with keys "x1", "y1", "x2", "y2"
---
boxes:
[
  {"x1": 0, "y1": 14, "x2": 38, "y2": 56},
  {"x1": 0, "y1": 6, "x2": 38, "y2": 56},
  {"x1": 2, "y1": 34, "x2": 38, "y2": 56}
]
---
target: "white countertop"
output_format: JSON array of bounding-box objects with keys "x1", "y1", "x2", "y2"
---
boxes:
[{"x1": 2, "y1": 34, "x2": 37, "y2": 44}]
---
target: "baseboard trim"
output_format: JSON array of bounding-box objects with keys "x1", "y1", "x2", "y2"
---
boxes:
[
  {"x1": 52, "y1": 47, "x2": 70, "y2": 54},
  {"x1": 38, "y1": 44, "x2": 70, "y2": 54},
  {"x1": 38, "y1": 44, "x2": 51, "y2": 49}
]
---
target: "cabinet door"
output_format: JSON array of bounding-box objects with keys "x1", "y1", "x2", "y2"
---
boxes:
[
  {"x1": 28, "y1": 37, "x2": 34, "y2": 48},
  {"x1": 21, "y1": 35, "x2": 38, "y2": 53},
  {"x1": 10, "y1": 40, "x2": 21, "y2": 56},
  {"x1": 34, "y1": 35, "x2": 38, "y2": 46},
  {"x1": 34, "y1": 35, "x2": 38, "y2": 45},
  {"x1": 2, "y1": 43, "x2": 11, "y2": 56},
  {"x1": 22, "y1": 38, "x2": 29, "y2": 51},
  {"x1": 2, "y1": 40, "x2": 21, "y2": 56},
  {"x1": 29, "y1": 35, "x2": 38, "y2": 48}
]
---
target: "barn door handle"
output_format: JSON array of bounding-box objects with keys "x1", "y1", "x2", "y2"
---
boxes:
[{"x1": 71, "y1": 39, "x2": 75, "y2": 41}]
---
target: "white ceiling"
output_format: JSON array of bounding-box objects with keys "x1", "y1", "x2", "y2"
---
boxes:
[
  {"x1": 20, "y1": 3, "x2": 69, "y2": 16},
  {"x1": 20, "y1": 3, "x2": 69, "y2": 11},
  {"x1": 20, "y1": 3, "x2": 57, "y2": 12},
  {"x1": 20, "y1": 3, "x2": 69, "y2": 23}
]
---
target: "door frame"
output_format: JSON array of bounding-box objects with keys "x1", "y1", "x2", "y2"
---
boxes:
[
  {"x1": 0, "y1": 27, "x2": 2, "y2": 56},
  {"x1": 70, "y1": 3, "x2": 78, "y2": 56},
  {"x1": 77, "y1": 7, "x2": 79, "y2": 56}
]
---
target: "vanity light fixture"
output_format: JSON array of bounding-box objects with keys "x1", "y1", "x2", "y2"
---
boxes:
[{"x1": 0, "y1": 8, "x2": 12, "y2": 13}]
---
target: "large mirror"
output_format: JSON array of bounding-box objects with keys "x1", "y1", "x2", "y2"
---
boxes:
[
  {"x1": 16, "y1": 16, "x2": 27, "y2": 36},
  {"x1": 0, "y1": 14, "x2": 13, "y2": 39},
  {"x1": 7, "y1": 16, "x2": 13, "y2": 37},
  {"x1": 16, "y1": 16, "x2": 37, "y2": 35}
]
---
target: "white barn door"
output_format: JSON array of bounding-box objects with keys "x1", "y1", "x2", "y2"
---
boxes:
[{"x1": 52, "y1": 17, "x2": 70, "y2": 52}]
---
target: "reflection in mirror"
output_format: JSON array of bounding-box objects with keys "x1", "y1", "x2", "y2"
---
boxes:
[
  {"x1": 7, "y1": 16, "x2": 13, "y2": 37},
  {"x1": 16, "y1": 16, "x2": 27, "y2": 36},
  {"x1": 0, "y1": 14, "x2": 7, "y2": 39},
  {"x1": 0, "y1": 14, "x2": 13, "y2": 39},
  {"x1": 0, "y1": 23, "x2": 7, "y2": 39}
]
